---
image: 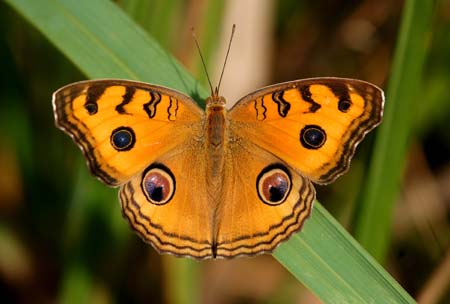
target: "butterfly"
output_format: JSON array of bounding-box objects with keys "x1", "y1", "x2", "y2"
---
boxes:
[{"x1": 52, "y1": 75, "x2": 384, "y2": 259}]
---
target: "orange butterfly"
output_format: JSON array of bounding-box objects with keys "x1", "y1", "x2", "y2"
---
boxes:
[{"x1": 53, "y1": 28, "x2": 384, "y2": 259}]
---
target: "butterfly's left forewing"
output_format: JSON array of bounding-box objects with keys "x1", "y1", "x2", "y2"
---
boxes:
[
  {"x1": 53, "y1": 79, "x2": 203, "y2": 186},
  {"x1": 54, "y1": 79, "x2": 214, "y2": 258}
]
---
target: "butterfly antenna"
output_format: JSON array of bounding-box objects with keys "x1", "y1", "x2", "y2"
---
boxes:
[
  {"x1": 216, "y1": 24, "x2": 236, "y2": 95},
  {"x1": 191, "y1": 28, "x2": 214, "y2": 96}
]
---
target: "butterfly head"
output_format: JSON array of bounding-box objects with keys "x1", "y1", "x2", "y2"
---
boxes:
[{"x1": 206, "y1": 90, "x2": 226, "y2": 107}]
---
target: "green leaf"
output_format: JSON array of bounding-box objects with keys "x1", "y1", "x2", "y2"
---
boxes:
[
  {"x1": 354, "y1": 0, "x2": 436, "y2": 262},
  {"x1": 5, "y1": 0, "x2": 416, "y2": 302},
  {"x1": 119, "y1": 0, "x2": 184, "y2": 50},
  {"x1": 5, "y1": 0, "x2": 208, "y2": 103},
  {"x1": 274, "y1": 204, "x2": 414, "y2": 303}
]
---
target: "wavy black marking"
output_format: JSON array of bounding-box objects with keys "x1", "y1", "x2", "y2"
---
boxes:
[
  {"x1": 167, "y1": 97, "x2": 178, "y2": 121},
  {"x1": 299, "y1": 85, "x2": 321, "y2": 113},
  {"x1": 120, "y1": 164, "x2": 314, "y2": 258},
  {"x1": 124, "y1": 182, "x2": 210, "y2": 244},
  {"x1": 120, "y1": 181, "x2": 212, "y2": 258},
  {"x1": 272, "y1": 90, "x2": 291, "y2": 117},
  {"x1": 327, "y1": 82, "x2": 351, "y2": 103},
  {"x1": 143, "y1": 90, "x2": 162, "y2": 119},
  {"x1": 84, "y1": 84, "x2": 108, "y2": 115},
  {"x1": 219, "y1": 174, "x2": 313, "y2": 245},
  {"x1": 254, "y1": 97, "x2": 267, "y2": 120},
  {"x1": 216, "y1": 176, "x2": 315, "y2": 256},
  {"x1": 115, "y1": 86, "x2": 136, "y2": 114},
  {"x1": 326, "y1": 82, "x2": 352, "y2": 112}
]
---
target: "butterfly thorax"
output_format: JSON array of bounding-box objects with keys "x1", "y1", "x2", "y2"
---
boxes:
[{"x1": 205, "y1": 96, "x2": 228, "y2": 193}]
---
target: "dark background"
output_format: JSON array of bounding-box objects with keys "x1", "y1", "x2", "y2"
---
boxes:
[{"x1": 0, "y1": 0, "x2": 449, "y2": 303}]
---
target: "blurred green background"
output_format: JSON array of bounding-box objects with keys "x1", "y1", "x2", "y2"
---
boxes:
[{"x1": 1, "y1": 0, "x2": 449, "y2": 303}]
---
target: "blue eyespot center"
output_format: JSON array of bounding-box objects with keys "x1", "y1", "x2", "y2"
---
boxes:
[
  {"x1": 144, "y1": 179, "x2": 165, "y2": 202},
  {"x1": 269, "y1": 179, "x2": 289, "y2": 202},
  {"x1": 111, "y1": 127, "x2": 135, "y2": 151},
  {"x1": 300, "y1": 125, "x2": 326, "y2": 149}
]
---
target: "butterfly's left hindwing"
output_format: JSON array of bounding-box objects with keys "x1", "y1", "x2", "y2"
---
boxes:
[
  {"x1": 53, "y1": 79, "x2": 203, "y2": 186},
  {"x1": 228, "y1": 77, "x2": 384, "y2": 184},
  {"x1": 120, "y1": 144, "x2": 215, "y2": 259}
]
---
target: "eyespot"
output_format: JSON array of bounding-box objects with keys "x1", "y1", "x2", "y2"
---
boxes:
[
  {"x1": 300, "y1": 125, "x2": 326, "y2": 149},
  {"x1": 141, "y1": 164, "x2": 175, "y2": 205},
  {"x1": 110, "y1": 127, "x2": 135, "y2": 151},
  {"x1": 338, "y1": 99, "x2": 352, "y2": 112},
  {"x1": 84, "y1": 102, "x2": 98, "y2": 115},
  {"x1": 257, "y1": 165, "x2": 291, "y2": 205}
]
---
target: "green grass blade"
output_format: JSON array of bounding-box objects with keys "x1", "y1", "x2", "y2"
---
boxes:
[
  {"x1": 5, "y1": 0, "x2": 207, "y2": 102},
  {"x1": 274, "y1": 204, "x2": 415, "y2": 303},
  {"x1": 354, "y1": 0, "x2": 436, "y2": 262},
  {"x1": 119, "y1": 0, "x2": 183, "y2": 50},
  {"x1": 5, "y1": 0, "x2": 416, "y2": 302}
]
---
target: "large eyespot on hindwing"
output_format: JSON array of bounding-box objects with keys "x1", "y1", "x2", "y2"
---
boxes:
[
  {"x1": 110, "y1": 126, "x2": 136, "y2": 151},
  {"x1": 300, "y1": 125, "x2": 326, "y2": 149},
  {"x1": 141, "y1": 164, "x2": 175, "y2": 205},
  {"x1": 256, "y1": 164, "x2": 292, "y2": 206}
]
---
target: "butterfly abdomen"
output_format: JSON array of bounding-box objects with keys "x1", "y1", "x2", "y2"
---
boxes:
[{"x1": 205, "y1": 102, "x2": 229, "y2": 256}]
